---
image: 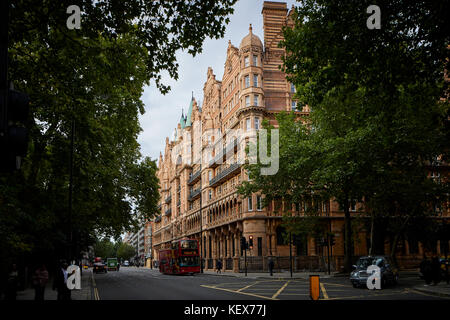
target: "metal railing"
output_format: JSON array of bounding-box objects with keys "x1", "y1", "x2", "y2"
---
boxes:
[
  {"x1": 188, "y1": 167, "x2": 202, "y2": 185},
  {"x1": 188, "y1": 187, "x2": 201, "y2": 201},
  {"x1": 226, "y1": 258, "x2": 233, "y2": 270},
  {"x1": 209, "y1": 163, "x2": 241, "y2": 187}
]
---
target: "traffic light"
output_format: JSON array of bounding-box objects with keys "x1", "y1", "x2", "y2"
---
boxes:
[
  {"x1": 240, "y1": 236, "x2": 247, "y2": 250},
  {"x1": 0, "y1": 88, "x2": 30, "y2": 171},
  {"x1": 248, "y1": 235, "x2": 254, "y2": 249}
]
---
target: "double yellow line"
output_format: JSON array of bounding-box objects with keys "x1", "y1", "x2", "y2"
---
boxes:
[{"x1": 91, "y1": 271, "x2": 100, "y2": 300}]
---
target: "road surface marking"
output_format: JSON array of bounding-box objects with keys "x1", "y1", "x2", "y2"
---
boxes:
[
  {"x1": 201, "y1": 284, "x2": 277, "y2": 300},
  {"x1": 237, "y1": 281, "x2": 261, "y2": 292},
  {"x1": 272, "y1": 280, "x2": 290, "y2": 299},
  {"x1": 320, "y1": 283, "x2": 329, "y2": 300}
]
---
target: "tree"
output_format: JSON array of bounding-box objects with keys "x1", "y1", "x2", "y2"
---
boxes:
[
  {"x1": 281, "y1": 0, "x2": 450, "y2": 269},
  {"x1": 0, "y1": 0, "x2": 238, "y2": 273},
  {"x1": 241, "y1": 0, "x2": 449, "y2": 272},
  {"x1": 117, "y1": 242, "x2": 137, "y2": 262},
  {"x1": 93, "y1": 238, "x2": 116, "y2": 259}
]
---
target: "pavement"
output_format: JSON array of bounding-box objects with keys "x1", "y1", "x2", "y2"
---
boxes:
[
  {"x1": 16, "y1": 268, "x2": 93, "y2": 300},
  {"x1": 412, "y1": 281, "x2": 450, "y2": 298}
]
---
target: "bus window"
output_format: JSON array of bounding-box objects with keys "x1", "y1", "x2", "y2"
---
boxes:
[
  {"x1": 180, "y1": 240, "x2": 198, "y2": 249},
  {"x1": 179, "y1": 256, "x2": 199, "y2": 267}
]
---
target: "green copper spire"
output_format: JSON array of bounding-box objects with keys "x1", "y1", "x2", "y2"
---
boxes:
[
  {"x1": 180, "y1": 109, "x2": 186, "y2": 129},
  {"x1": 185, "y1": 97, "x2": 194, "y2": 127}
]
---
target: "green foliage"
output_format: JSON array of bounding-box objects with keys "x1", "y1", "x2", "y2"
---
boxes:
[
  {"x1": 93, "y1": 238, "x2": 117, "y2": 259},
  {"x1": 0, "y1": 0, "x2": 237, "y2": 267},
  {"x1": 240, "y1": 0, "x2": 449, "y2": 270},
  {"x1": 117, "y1": 242, "x2": 137, "y2": 261}
]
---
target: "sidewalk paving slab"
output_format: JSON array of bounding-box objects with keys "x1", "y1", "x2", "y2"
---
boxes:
[
  {"x1": 16, "y1": 268, "x2": 93, "y2": 301},
  {"x1": 200, "y1": 270, "x2": 339, "y2": 280},
  {"x1": 412, "y1": 282, "x2": 450, "y2": 298}
]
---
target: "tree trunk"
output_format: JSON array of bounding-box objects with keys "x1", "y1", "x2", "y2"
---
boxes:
[
  {"x1": 390, "y1": 216, "x2": 410, "y2": 266},
  {"x1": 390, "y1": 233, "x2": 400, "y2": 266}
]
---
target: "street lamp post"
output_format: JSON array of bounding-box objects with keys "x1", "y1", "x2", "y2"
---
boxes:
[{"x1": 289, "y1": 232, "x2": 293, "y2": 278}]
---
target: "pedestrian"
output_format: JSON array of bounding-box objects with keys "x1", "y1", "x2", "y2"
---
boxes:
[
  {"x1": 268, "y1": 258, "x2": 274, "y2": 276},
  {"x1": 53, "y1": 261, "x2": 73, "y2": 300},
  {"x1": 32, "y1": 263, "x2": 49, "y2": 300},
  {"x1": 216, "y1": 259, "x2": 222, "y2": 273},
  {"x1": 420, "y1": 255, "x2": 432, "y2": 285},
  {"x1": 430, "y1": 255, "x2": 441, "y2": 286},
  {"x1": 5, "y1": 264, "x2": 18, "y2": 300}
]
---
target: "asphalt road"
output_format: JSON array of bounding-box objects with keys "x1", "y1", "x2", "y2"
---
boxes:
[{"x1": 93, "y1": 267, "x2": 448, "y2": 300}]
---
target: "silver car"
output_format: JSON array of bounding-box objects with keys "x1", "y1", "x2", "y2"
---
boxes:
[{"x1": 350, "y1": 256, "x2": 399, "y2": 288}]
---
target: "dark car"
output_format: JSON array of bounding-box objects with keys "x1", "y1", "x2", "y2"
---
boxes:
[
  {"x1": 350, "y1": 256, "x2": 399, "y2": 288},
  {"x1": 93, "y1": 261, "x2": 107, "y2": 274}
]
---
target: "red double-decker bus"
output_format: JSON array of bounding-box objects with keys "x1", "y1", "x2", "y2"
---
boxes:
[{"x1": 158, "y1": 239, "x2": 200, "y2": 275}]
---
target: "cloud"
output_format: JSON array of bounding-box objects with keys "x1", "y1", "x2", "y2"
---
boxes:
[{"x1": 137, "y1": 0, "x2": 297, "y2": 161}]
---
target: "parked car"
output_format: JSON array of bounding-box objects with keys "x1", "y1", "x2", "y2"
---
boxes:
[
  {"x1": 123, "y1": 260, "x2": 129, "y2": 267},
  {"x1": 350, "y1": 256, "x2": 399, "y2": 288}
]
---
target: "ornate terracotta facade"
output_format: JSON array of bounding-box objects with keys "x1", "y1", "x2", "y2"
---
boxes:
[{"x1": 151, "y1": 1, "x2": 449, "y2": 272}]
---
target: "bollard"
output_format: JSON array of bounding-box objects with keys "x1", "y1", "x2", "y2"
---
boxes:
[{"x1": 309, "y1": 275, "x2": 320, "y2": 300}]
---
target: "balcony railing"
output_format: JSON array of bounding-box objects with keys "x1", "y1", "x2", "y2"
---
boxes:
[
  {"x1": 188, "y1": 166, "x2": 202, "y2": 185},
  {"x1": 209, "y1": 163, "x2": 241, "y2": 187},
  {"x1": 188, "y1": 187, "x2": 201, "y2": 201},
  {"x1": 208, "y1": 139, "x2": 239, "y2": 168}
]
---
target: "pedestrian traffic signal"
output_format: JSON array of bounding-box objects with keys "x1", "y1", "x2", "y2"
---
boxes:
[
  {"x1": 0, "y1": 89, "x2": 30, "y2": 171},
  {"x1": 240, "y1": 236, "x2": 247, "y2": 250},
  {"x1": 248, "y1": 235, "x2": 254, "y2": 249}
]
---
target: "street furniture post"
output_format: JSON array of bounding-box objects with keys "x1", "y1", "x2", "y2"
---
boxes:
[{"x1": 309, "y1": 275, "x2": 320, "y2": 300}]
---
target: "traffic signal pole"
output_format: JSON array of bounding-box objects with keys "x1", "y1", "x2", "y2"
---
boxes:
[
  {"x1": 289, "y1": 232, "x2": 293, "y2": 278},
  {"x1": 327, "y1": 235, "x2": 331, "y2": 275},
  {"x1": 244, "y1": 241, "x2": 247, "y2": 277}
]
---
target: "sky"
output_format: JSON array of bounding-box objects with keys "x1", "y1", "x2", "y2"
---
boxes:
[{"x1": 137, "y1": 0, "x2": 298, "y2": 163}]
